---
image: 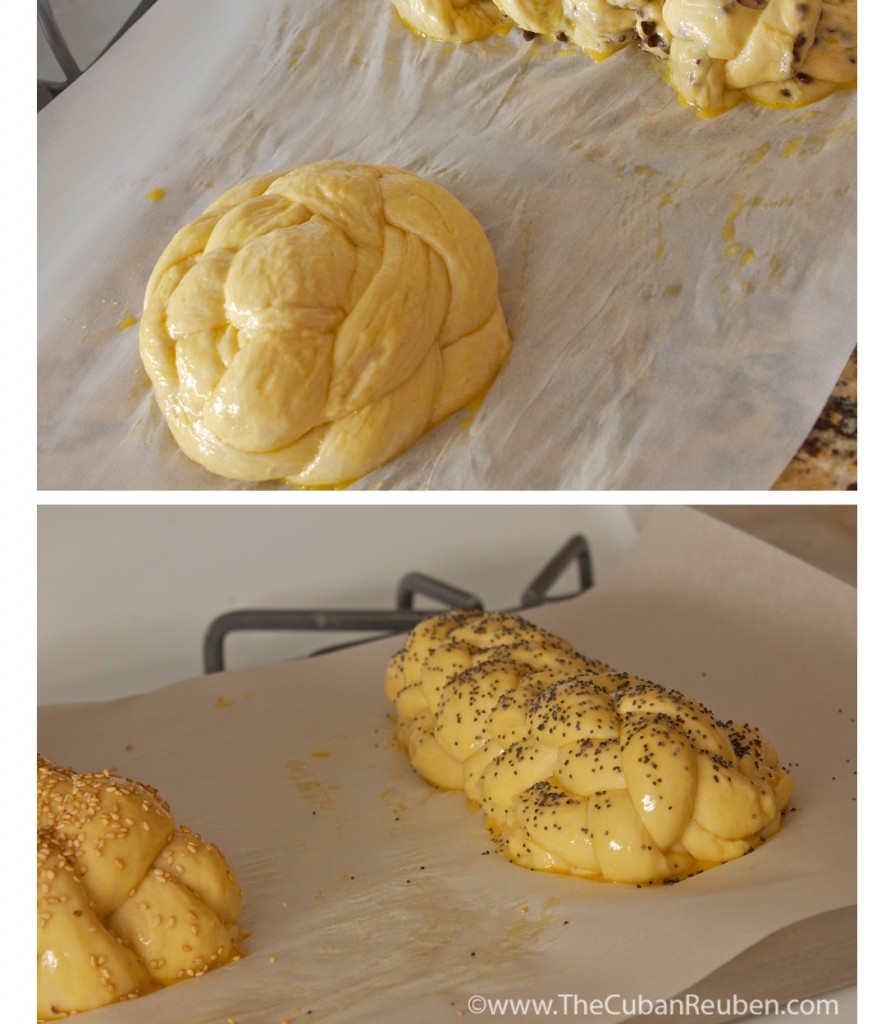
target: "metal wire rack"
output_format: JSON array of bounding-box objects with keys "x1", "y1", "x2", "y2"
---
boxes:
[
  {"x1": 203, "y1": 535, "x2": 594, "y2": 674},
  {"x1": 38, "y1": 0, "x2": 158, "y2": 108}
]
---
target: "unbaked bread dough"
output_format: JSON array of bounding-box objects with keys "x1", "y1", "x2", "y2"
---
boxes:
[
  {"x1": 393, "y1": 0, "x2": 857, "y2": 114},
  {"x1": 392, "y1": 0, "x2": 511, "y2": 41},
  {"x1": 494, "y1": 0, "x2": 639, "y2": 56},
  {"x1": 385, "y1": 612, "x2": 794, "y2": 884},
  {"x1": 140, "y1": 161, "x2": 511, "y2": 487},
  {"x1": 37, "y1": 756, "x2": 243, "y2": 1021}
]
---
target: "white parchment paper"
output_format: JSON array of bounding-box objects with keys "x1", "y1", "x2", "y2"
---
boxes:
[
  {"x1": 37, "y1": 508, "x2": 856, "y2": 1022},
  {"x1": 36, "y1": 0, "x2": 856, "y2": 490}
]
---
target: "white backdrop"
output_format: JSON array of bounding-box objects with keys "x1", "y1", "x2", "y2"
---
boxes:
[
  {"x1": 36, "y1": 504, "x2": 639, "y2": 702},
  {"x1": 37, "y1": 504, "x2": 855, "y2": 703}
]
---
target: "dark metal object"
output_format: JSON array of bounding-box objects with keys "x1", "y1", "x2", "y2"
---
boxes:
[
  {"x1": 38, "y1": 0, "x2": 159, "y2": 109},
  {"x1": 202, "y1": 535, "x2": 594, "y2": 674},
  {"x1": 396, "y1": 572, "x2": 483, "y2": 613},
  {"x1": 37, "y1": 1, "x2": 82, "y2": 86},
  {"x1": 521, "y1": 534, "x2": 593, "y2": 607},
  {"x1": 203, "y1": 606, "x2": 441, "y2": 677}
]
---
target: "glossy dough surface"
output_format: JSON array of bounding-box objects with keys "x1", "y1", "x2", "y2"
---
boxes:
[
  {"x1": 385, "y1": 612, "x2": 793, "y2": 883},
  {"x1": 140, "y1": 161, "x2": 511, "y2": 486},
  {"x1": 392, "y1": 0, "x2": 857, "y2": 113},
  {"x1": 37, "y1": 756, "x2": 242, "y2": 1021},
  {"x1": 393, "y1": 0, "x2": 511, "y2": 40}
]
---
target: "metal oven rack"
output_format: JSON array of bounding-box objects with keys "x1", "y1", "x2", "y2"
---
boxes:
[
  {"x1": 203, "y1": 535, "x2": 594, "y2": 674},
  {"x1": 38, "y1": 0, "x2": 159, "y2": 108}
]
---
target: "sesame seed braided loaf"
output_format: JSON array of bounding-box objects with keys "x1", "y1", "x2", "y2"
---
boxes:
[
  {"x1": 385, "y1": 611, "x2": 793, "y2": 884},
  {"x1": 37, "y1": 756, "x2": 242, "y2": 1021}
]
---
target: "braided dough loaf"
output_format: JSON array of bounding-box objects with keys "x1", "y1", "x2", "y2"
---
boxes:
[
  {"x1": 385, "y1": 612, "x2": 793, "y2": 884},
  {"x1": 493, "y1": 0, "x2": 639, "y2": 56},
  {"x1": 392, "y1": 0, "x2": 857, "y2": 114},
  {"x1": 37, "y1": 756, "x2": 242, "y2": 1021},
  {"x1": 392, "y1": 0, "x2": 511, "y2": 41},
  {"x1": 140, "y1": 161, "x2": 511, "y2": 487}
]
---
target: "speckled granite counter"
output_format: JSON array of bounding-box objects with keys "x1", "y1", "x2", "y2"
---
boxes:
[{"x1": 773, "y1": 348, "x2": 857, "y2": 491}]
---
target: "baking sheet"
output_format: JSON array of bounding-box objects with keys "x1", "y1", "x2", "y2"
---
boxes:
[
  {"x1": 36, "y1": 0, "x2": 857, "y2": 490},
  {"x1": 37, "y1": 507, "x2": 857, "y2": 1022}
]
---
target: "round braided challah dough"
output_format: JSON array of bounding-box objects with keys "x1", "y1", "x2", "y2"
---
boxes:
[
  {"x1": 37, "y1": 756, "x2": 243, "y2": 1021},
  {"x1": 385, "y1": 612, "x2": 793, "y2": 884},
  {"x1": 140, "y1": 161, "x2": 511, "y2": 487}
]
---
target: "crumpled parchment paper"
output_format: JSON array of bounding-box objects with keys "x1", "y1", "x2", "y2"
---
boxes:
[
  {"x1": 37, "y1": 0, "x2": 856, "y2": 489},
  {"x1": 37, "y1": 507, "x2": 856, "y2": 1022}
]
